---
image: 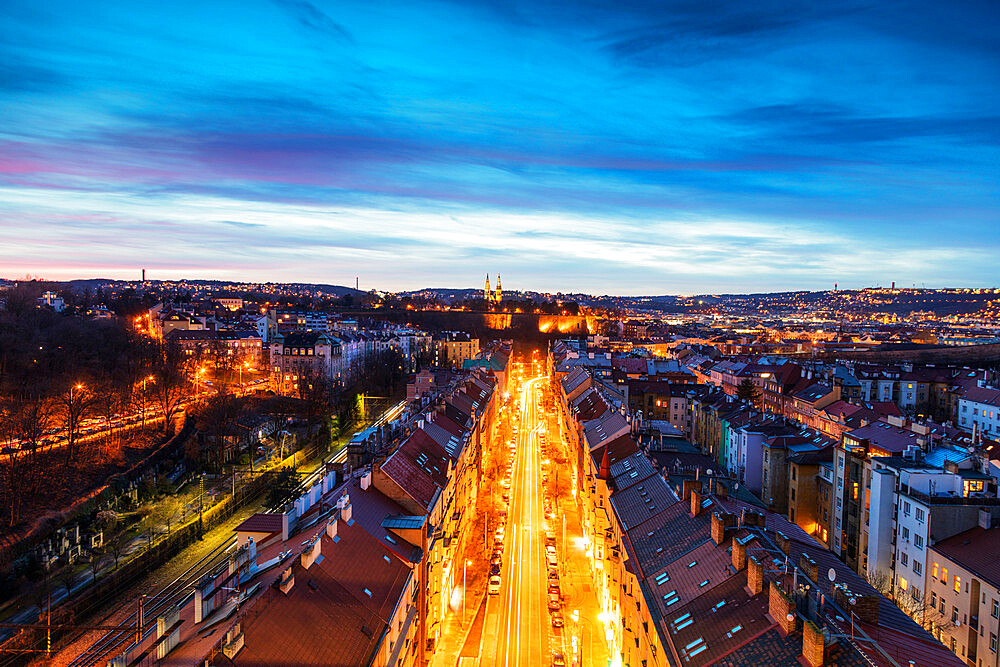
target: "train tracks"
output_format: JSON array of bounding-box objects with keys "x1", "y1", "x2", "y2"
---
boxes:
[{"x1": 66, "y1": 536, "x2": 237, "y2": 667}]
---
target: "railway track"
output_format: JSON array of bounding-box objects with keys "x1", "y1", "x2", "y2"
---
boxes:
[{"x1": 66, "y1": 536, "x2": 237, "y2": 667}]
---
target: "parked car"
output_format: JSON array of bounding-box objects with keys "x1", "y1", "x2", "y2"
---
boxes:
[
  {"x1": 547, "y1": 592, "x2": 560, "y2": 611},
  {"x1": 551, "y1": 611, "x2": 564, "y2": 628},
  {"x1": 552, "y1": 653, "x2": 566, "y2": 667},
  {"x1": 488, "y1": 575, "x2": 501, "y2": 595}
]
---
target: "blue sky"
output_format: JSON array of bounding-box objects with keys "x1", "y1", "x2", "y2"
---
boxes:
[{"x1": 1, "y1": 0, "x2": 997, "y2": 294}]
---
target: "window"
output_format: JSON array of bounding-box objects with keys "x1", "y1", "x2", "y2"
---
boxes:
[
  {"x1": 933, "y1": 562, "x2": 939, "y2": 579},
  {"x1": 942, "y1": 567, "x2": 948, "y2": 584},
  {"x1": 900, "y1": 576, "x2": 909, "y2": 592},
  {"x1": 901, "y1": 527, "x2": 910, "y2": 541},
  {"x1": 913, "y1": 561, "x2": 922, "y2": 575},
  {"x1": 901, "y1": 553, "x2": 909, "y2": 566},
  {"x1": 992, "y1": 599, "x2": 999, "y2": 619},
  {"x1": 992, "y1": 633, "x2": 998, "y2": 653},
  {"x1": 903, "y1": 500, "x2": 911, "y2": 516},
  {"x1": 953, "y1": 607, "x2": 959, "y2": 624},
  {"x1": 955, "y1": 576, "x2": 962, "y2": 593},
  {"x1": 940, "y1": 598, "x2": 945, "y2": 613},
  {"x1": 914, "y1": 534, "x2": 924, "y2": 549},
  {"x1": 931, "y1": 592, "x2": 937, "y2": 607}
]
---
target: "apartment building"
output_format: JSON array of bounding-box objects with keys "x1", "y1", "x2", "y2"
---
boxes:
[
  {"x1": 559, "y1": 367, "x2": 963, "y2": 667},
  {"x1": 959, "y1": 384, "x2": 1000, "y2": 440},
  {"x1": 927, "y1": 521, "x2": 1000, "y2": 666}
]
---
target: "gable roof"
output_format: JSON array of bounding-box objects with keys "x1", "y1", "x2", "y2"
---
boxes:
[{"x1": 234, "y1": 521, "x2": 411, "y2": 667}]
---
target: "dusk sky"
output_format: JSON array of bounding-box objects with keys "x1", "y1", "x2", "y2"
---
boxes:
[{"x1": 1, "y1": 0, "x2": 997, "y2": 294}]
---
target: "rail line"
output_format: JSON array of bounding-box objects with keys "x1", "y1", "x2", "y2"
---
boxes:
[{"x1": 66, "y1": 535, "x2": 237, "y2": 667}]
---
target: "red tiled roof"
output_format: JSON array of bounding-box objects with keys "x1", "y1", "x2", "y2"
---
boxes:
[
  {"x1": 613, "y1": 357, "x2": 648, "y2": 374},
  {"x1": 397, "y1": 431, "x2": 450, "y2": 488},
  {"x1": 234, "y1": 513, "x2": 284, "y2": 535},
  {"x1": 234, "y1": 521, "x2": 411, "y2": 667},
  {"x1": 590, "y1": 434, "x2": 640, "y2": 472},
  {"x1": 933, "y1": 526, "x2": 1000, "y2": 590},
  {"x1": 962, "y1": 385, "x2": 1000, "y2": 409},
  {"x1": 379, "y1": 449, "x2": 440, "y2": 510}
]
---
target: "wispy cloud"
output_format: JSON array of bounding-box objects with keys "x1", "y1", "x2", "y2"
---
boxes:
[{"x1": 0, "y1": 0, "x2": 997, "y2": 292}]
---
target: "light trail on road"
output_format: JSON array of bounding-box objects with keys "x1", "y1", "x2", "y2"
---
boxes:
[{"x1": 484, "y1": 376, "x2": 556, "y2": 667}]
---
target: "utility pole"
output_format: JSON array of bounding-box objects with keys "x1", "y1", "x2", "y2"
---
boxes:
[
  {"x1": 136, "y1": 594, "x2": 146, "y2": 646},
  {"x1": 199, "y1": 474, "x2": 205, "y2": 534}
]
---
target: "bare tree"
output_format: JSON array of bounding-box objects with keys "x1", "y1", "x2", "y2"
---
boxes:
[
  {"x1": 150, "y1": 495, "x2": 184, "y2": 535},
  {"x1": 297, "y1": 370, "x2": 334, "y2": 439},
  {"x1": 53, "y1": 565, "x2": 76, "y2": 600},
  {"x1": 56, "y1": 382, "x2": 94, "y2": 463},
  {"x1": 865, "y1": 568, "x2": 953, "y2": 635},
  {"x1": 86, "y1": 551, "x2": 108, "y2": 583},
  {"x1": 151, "y1": 341, "x2": 188, "y2": 433},
  {"x1": 13, "y1": 395, "x2": 53, "y2": 494},
  {"x1": 96, "y1": 511, "x2": 128, "y2": 570},
  {"x1": 198, "y1": 394, "x2": 249, "y2": 472}
]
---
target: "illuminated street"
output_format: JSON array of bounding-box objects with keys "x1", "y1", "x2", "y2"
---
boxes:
[{"x1": 466, "y1": 365, "x2": 609, "y2": 667}]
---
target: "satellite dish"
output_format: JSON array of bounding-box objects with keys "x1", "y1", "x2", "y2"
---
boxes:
[{"x1": 828, "y1": 568, "x2": 837, "y2": 582}]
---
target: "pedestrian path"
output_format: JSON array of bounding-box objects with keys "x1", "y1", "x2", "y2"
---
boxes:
[{"x1": 431, "y1": 594, "x2": 485, "y2": 666}]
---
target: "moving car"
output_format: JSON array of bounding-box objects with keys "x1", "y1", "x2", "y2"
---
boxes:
[
  {"x1": 552, "y1": 653, "x2": 566, "y2": 667},
  {"x1": 551, "y1": 610, "x2": 564, "y2": 628},
  {"x1": 488, "y1": 575, "x2": 501, "y2": 595},
  {"x1": 547, "y1": 592, "x2": 560, "y2": 611}
]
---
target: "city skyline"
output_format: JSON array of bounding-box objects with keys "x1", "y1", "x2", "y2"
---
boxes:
[{"x1": 2, "y1": 0, "x2": 998, "y2": 293}]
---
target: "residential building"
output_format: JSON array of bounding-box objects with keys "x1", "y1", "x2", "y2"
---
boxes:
[
  {"x1": 959, "y1": 384, "x2": 1000, "y2": 440},
  {"x1": 927, "y1": 521, "x2": 1000, "y2": 665}
]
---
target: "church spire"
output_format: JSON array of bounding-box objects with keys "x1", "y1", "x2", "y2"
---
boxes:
[
  {"x1": 485, "y1": 274, "x2": 491, "y2": 302},
  {"x1": 495, "y1": 274, "x2": 502, "y2": 302}
]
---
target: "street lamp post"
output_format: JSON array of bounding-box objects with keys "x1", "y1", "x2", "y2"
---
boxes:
[{"x1": 462, "y1": 558, "x2": 471, "y2": 623}]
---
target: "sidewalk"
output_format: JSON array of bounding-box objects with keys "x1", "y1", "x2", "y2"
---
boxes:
[
  {"x1": 556, "y1": 494, "x2": 610, "y2": 667},
  {"x1": 547, "y1": 400, "x2": 610, "y2": 667},
  {"x1": 430, "y1": 594, "x2": 485, "y2": 667}
]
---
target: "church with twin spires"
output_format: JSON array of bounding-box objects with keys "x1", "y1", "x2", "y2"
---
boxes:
[{"x1": 484, "y1": 274, "x2": 502, "y2": 304}]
